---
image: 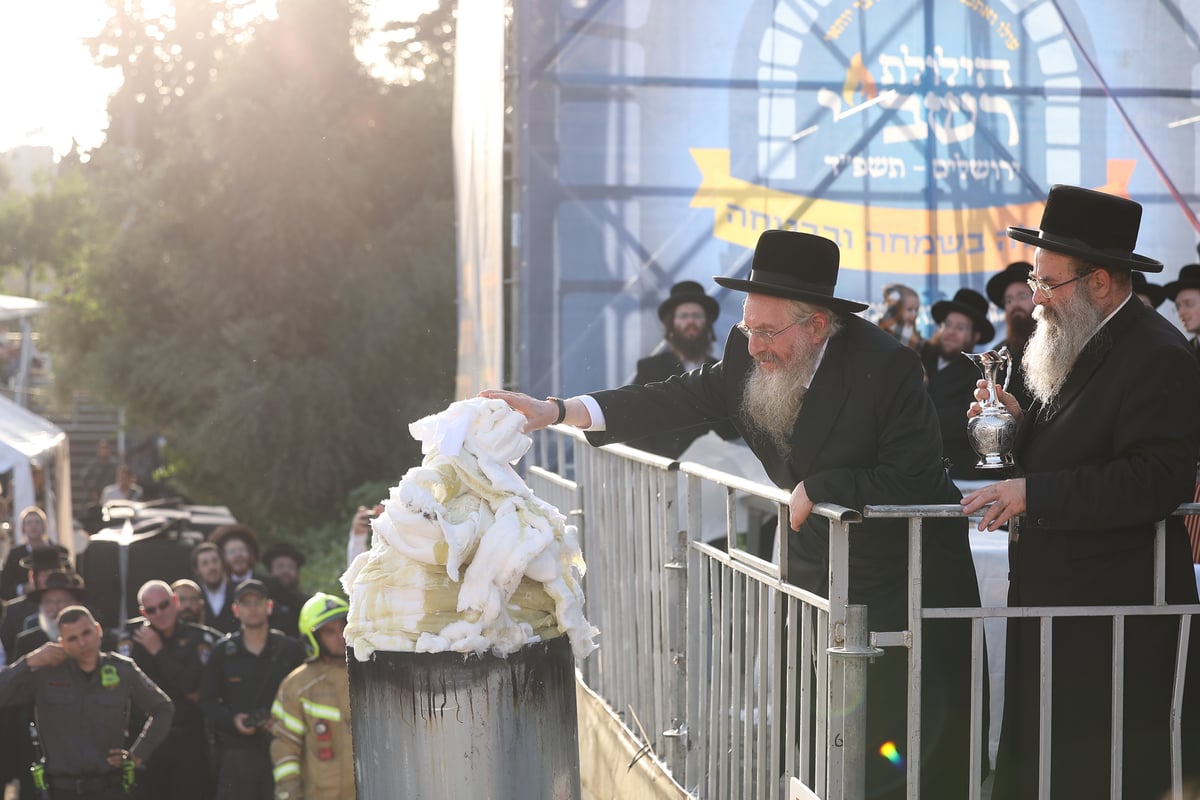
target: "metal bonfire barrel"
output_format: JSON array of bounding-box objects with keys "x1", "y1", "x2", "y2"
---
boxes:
[{"x1": 347, "y1": 635, "x2": 581, "y2": 799}]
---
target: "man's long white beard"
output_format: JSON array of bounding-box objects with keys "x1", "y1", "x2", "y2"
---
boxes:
[
  {"x1": 38, "y1": 611, "x2": 59, "y2": 642},
  {"x1": 742, "y1": 346, "x2": 821, "y2": 457},
  {"x1": 1023, "y1": 287, "x2": 1104, "y2": 407}
]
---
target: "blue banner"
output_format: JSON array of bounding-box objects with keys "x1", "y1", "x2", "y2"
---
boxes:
[{"x1": 516, "y1": 0, "x2": 1200, "y2": 398}]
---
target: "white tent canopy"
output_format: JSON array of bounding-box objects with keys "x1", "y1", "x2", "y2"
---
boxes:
[
  {"x1": 0, "y1": 294, "x2": 48, "y2": 323},
  {"x1": 0, "y1": 392, "x2": 72, "y2": 556}
]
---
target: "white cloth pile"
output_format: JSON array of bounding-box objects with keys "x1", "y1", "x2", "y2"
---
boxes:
[{"x1": 341, "y1": 397, "x2": 598, "y2": 660}]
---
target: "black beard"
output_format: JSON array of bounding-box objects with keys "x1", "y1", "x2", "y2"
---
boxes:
[
  {"x1": 667, "y1": 328, "x2": 711, "y2": 362},
  {"x1": 1006, "y1": 312, "x2": 1036, "y2": 349}
]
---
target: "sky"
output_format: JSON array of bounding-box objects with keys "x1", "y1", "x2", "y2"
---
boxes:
[{"x1": 0, "y1": 0, "x2": 435, "y2": 158}]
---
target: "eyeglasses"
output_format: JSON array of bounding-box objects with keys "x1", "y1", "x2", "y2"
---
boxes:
[
  {"x1": 735, "y1": 319, "x2": 800, "y2": 344},
  {"x1": 1027, "y1": 270, "x2": 1094, "y2": 298},
  {"x1": 143, "y1": 599, "x2": 172, "y2": 615},
  {"x1": 674, "y1": 310, "x2": 707, "y2": 322}
]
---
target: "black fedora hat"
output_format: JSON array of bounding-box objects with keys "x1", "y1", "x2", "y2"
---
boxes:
[
  {"x1": 210, "y1": 524, "x2": 261, "y2": 562},
  {"x1": 932, "y1": 288, "x2": 995, "y2": 344},
  {"x1": 657, "y1": 281, "x2": 719, "y2": 324},
  {"x1": 1007, "y1": 185, "x2": 1162, "y2": 272},
  {"x1": 1163, "y1": 264, "x2": 1200, "y2": 302},
  {"x1": 19, "y1": 544, "x2": 70, "y2": 572},
  {"x1": 985, "y1": 261, "x2": 1033, "y2": 308},
  {"x1": 262, "y1": 541, "x2": 306, "y2": 569},
  {"x1": 1132, "y1": 271, "x2": 1167, "y2": 308},
  {"x1": 27, "y1": 570, "x2": 87, "y2": 605},
  {"x1": 713, "y1": 230, "x2": 868, "y2": 313}
]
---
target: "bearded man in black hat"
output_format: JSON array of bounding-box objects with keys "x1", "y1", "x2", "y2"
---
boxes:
[
  {"x1": 985, "y1": 261, "x2": 1036, "y2": 410},
  {"x1": 625, "y1": 280, "x2": 739, "y2": 458},
  {"x1": 483, "y1": 229, "x2": 984, "y2": 800},
  {"x1": 962, "y1": 185, "x2": 1200, "y2": 800},
  {"x1": 1165, "y1": 263, "x2": 1200, "y2": 364},
  {"x1": 920, "y1": 288, "x2": 995, "y2": 483}
]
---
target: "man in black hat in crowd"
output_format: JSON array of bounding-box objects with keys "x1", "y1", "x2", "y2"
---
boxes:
[
  {"x1": 261, "y1": 542, "x2": 310, "y2": 639},
  {"x1": 626, "y1": 280, "x2": 739, "y2": 458},
  {"x1": 985, "y1": 261, "x2": 1036, "y2": 410},
  {"x1": 1132, "y1": 271, "x2": 1167, "y2": 311},
  {"x1": 920, "y1": 288, "x2": 995, "y2": 483},
  {"x1": 13, "y1": 570, "x2": 89, "y2": 659},
  {"x1": 1, "y1": 544, "x2": 71, "y2": 657},
  {"x1": 1164, "y1": 263, "x2": 1200, "y2": 363},
  {"x1": 483, "y1": 229, "x2": 983, "y2": 799},
  {"x1": 963, "y1": 185, "x2": 1200, "y2": 800}
]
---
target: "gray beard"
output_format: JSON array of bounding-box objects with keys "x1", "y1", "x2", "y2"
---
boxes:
[
  {"x1": 741, "y1": 346, "x2": 821, "y2": 458},
  {"x1": 1023, "y1": 288, "x2": 1104, "y2": 407},
  {"x1": 38, "y1": 611, "x2": 59, "y2": 642}
]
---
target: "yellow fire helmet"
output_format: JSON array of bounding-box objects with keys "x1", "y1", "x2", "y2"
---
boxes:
[{"x1": 299, "y1": 592, "x2": 349, "y2": 660}]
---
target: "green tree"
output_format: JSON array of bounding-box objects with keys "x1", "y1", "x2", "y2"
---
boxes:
[
  {"x1": 47, "y1": 0, "x2": 457, "y2": 528},
  {"x1": 0, "y1": 168, "x2": 95, "y2": 295}
]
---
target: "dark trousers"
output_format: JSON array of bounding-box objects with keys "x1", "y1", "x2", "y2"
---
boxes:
[
  {"x1": 215, "y1": 746, "x2": 273, "y2": 800},
  {"x1": 48, "y1": 789, "x2": 125, "y2": 800},
  {"x1": 135, "y1": 726, "x2": 213, "y2": 800}
]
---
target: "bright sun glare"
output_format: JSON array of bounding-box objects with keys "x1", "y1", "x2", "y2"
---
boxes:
[{"x1": 0, "y1": 0, "x2": 436, "y2": 159}]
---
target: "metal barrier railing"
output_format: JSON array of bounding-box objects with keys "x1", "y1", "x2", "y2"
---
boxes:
[{"x1": 525, "y1": 425, "x2": 1200, "y2": 800}]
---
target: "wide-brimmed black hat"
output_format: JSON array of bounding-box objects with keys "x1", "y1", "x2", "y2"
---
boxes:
[
  {"x1": 27, "y1": 570, "x2": 87, "y2": 605},
  {"x1": 262, "y1": 541, "x2": 306, "y2": 570},
  {"x1": 1007, "y1": 185, "x2": 1162, "y2": 272},
  {"x1": 1133, "y1": 272, "x2": 1167, "y2": 307},
  {"x1": 985, "y1": 262, "x2": 1033, "y2": 308},
  {"x1": 713, "y1": 230, "x2": 868, "y2": 313},
  {"x1": 19, "y1": 544, "x2": 70, "y2": 572},
  {"x1": 1163, "y1": 264, "x2": 1200, "y2": 302},
  {"x1": 210, "y1": 524, "x2": 261, "y2": 562},
  {"x1": 657, "y1": 280, "x2": 719, "y2": 324},
  {"x1": 932, "y1": 288, "x2": 995, "y2": 344}
]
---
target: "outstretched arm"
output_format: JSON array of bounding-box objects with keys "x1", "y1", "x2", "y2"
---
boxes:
[{"x1": 478, "y1": 390, "x2": 593, "y2": 432}]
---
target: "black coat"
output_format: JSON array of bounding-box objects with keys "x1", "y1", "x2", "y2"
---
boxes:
[
  {"x1": 993, "y1": 298, "x2": 1200, "y2": 800},
  {"x1": 587, "y1": 315, "x2": 982, "y2": 799},
  {"x1": 625, "y1": 350, "x2": 740, "y2": 458}
]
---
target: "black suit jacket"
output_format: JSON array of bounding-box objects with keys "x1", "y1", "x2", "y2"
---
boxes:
[
  {"x1": 589, "y1": 316, "x2": 979, "y2": 608},
  {"x1": 202, "y1": 579, "x2": 239, "y2": 634},
  {"x1": 994, "y1": 297, "x2": 1200, "y2": 800},
  {"x1": 625, "y1": 350, "x2": 740, "y2": 458}
]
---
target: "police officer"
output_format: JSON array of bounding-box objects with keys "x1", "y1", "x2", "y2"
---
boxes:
[
  {"x1": 128, "y1": 579, "x2": 221, "y2": 800},
  {"x1": 200, "y1": 579, "x2": 304, "y2": 800},
  {"x1": 0, "y1": 604, "x2": 174, "y2": 799},
  {"x1": 269, "y1": 594, "x2": 352, "y2": 800}
]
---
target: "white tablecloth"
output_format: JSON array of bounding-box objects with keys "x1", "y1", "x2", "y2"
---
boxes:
[{"x1": 968, "y1": 528, "x2": 1009, "y2": 765}]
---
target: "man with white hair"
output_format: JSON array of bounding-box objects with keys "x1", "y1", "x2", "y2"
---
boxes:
[
  {"x1": 963, "y1": 185, "x2": 1200, "y2": 800},
  {"x1": 128, "y1": 579, "x2": 221, "y2": 800},
  {"x1": 484, "y1": 229, "x2": 984, "y2": 800}
]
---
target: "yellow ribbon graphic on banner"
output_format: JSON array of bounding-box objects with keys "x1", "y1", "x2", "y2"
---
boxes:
[{"x1": 689, "y1": 148, "x2": 1135, "y2": 275}]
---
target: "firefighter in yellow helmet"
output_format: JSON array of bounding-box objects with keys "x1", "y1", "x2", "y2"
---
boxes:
[{"x1": 269, "y1": 593, "x2": 353, "y2": 800}]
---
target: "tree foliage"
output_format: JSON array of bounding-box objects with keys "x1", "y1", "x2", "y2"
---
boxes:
[
  {"x1": 46, "y1": 0, "x2": 458, "y2": 528},
  {"x1": 381, "y1": 2, "x2": 456, "y2": 85},
  {"x1": 0, "y1": 167, "x2": 95, "y2": 292}
]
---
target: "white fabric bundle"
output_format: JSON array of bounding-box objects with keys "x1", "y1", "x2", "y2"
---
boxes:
[{"x1": 342, "y1": 397, "x2": 598, "y2": 660}]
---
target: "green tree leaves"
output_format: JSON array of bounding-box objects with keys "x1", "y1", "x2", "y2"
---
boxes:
[{"x1": 45, "y1": 0, "x2": 457, "y2": 527}]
